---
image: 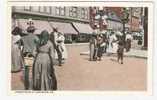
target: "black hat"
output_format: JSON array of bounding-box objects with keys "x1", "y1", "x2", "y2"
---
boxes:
[{"x1": 12, "y1": 27, "x2": 22, "y2": 35}]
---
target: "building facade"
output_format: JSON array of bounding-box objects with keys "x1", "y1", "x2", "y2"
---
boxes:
[
  {"x1": 89, "y1": 7, "x2": 123, "y2": 32},
  {"x1": 12, "y1": 6, "x2": 93, "y2": 43},
  {"x1": 89, "y1": 7, "x2": 143, "y2": 33},
  {"x1": 128, "y1": 7, "x2": 142, "y2": 32}
]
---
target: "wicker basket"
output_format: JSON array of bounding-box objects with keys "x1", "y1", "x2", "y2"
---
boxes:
[{"x1": 24, "y1": 57, "x2": 34, "y2": 67}]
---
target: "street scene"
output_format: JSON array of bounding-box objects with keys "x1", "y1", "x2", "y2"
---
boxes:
[{"x1": 11, "y1": 6, "x2": 148, "y2": 91}]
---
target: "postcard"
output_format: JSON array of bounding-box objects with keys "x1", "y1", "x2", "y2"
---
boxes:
[{"x1": 6, "y1": 1, "x2": 154, "y2": 95}]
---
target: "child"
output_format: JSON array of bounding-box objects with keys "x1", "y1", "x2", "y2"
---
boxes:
[{"x1": 117, "y1": 38, "x2": 124, "y2": 64}]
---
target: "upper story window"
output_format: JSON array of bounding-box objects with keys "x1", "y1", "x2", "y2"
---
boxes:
[
  {"x1": 31, "y1": 6, "x2": 39, "y2": 12},
  {"x1": 45, "y1": 7, "x2": 51, "y2": 14},
  {"x1": 55, "y1": 7, "x2": 60, "y2": 15},
  {"x1": 39, "y1": 6, "x2": 46, "y2": 13},
  {"x1": 60, "y1": 7, "x2": 65, "y2": 16},
  {"x1": 55, "y1": 7, "x2": 65, "y2": 16},
  {"x1": 85, "y1": 10, "x2": 89, "y2": 19},
  {"x1": 80, "y1": 8, "x2": 88, "y2": 19},
  {"x1": 24, "y1": 6, "x2": 31, "y2": 11},
  {"x1": 81, "y1": 8, "x2": 86, "y2": 19},
  {"x1": 69, "y1": 7, "x2": 78, "y2": 18}
]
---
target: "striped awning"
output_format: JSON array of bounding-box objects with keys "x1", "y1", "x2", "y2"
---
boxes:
[
  {"x1": 49, "y1": 21, "x2": 78, "y2": 35},
  {"x1": 72, "y1": 22, "x2": 93, "y2": 34},
  {"x1": 16, "y1": 19, "x2": 53, "y2": 34}
]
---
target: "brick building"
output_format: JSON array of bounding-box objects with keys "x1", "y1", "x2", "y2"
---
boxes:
[
  {"x1": 89, "y1": 7, "x2": 123, "y2": 32},
  {"x1": 89, "y1": 7, "x2": 143, "y2": 33},
  {"x1": 12, "y1": 6, "x2": 93, "y2": 43},
  {"x1": 128, "y1": 7, "x2": 142, "y2": 32}
]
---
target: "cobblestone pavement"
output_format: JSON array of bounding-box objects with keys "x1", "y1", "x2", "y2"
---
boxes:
[{"x1": 11, "y1": 44, "x2": 147, "y2": 91}]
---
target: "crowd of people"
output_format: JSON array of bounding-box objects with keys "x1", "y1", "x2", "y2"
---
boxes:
[
  {"x1": 89, "y1": 31, "x2": 133, "y2": 64},
  {"x1": 11, "y1": 25, "x2": 67, "y2": 90},
  {"x1": 11, "y1": 20, "x2": 133, "y2": 91}
]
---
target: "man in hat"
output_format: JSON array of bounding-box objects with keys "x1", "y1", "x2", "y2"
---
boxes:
[
  {"x1": 20, "y1": 26, "x2": 39, "y2": 57},
  {"x1": 50, "y1": 27, "x2": 63, "y2": 66},
  {"x1": 19, "y1": 25, "x2": 39, "y2": 90},
  {"x1": 125, "y1": 32, "x2": 133, "y2": 52}
]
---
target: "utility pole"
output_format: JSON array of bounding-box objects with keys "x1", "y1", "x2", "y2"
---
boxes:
[
  {"x1": 121, "y1": 8, "x2": 129, "y2": 41},
  {"x1": 143, "y1": 7, "x2": 148, "y2": 50}
]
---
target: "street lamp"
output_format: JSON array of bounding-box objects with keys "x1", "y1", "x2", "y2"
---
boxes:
[
  {"x1": 121, "y1": 8, "x2": 129, "y2": 40},
  {"x1": 94, "y1": 7, "x2": 108, "y2": 32}
]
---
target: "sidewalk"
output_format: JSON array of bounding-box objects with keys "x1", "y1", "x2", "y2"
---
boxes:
[
  {"x1": 65, "y1": 43, "x2": 147, "y2": 59},
  {"x1": 80, "y1": 49, "x2": 147, "y2": 59}
]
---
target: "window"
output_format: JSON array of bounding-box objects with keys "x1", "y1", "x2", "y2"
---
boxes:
[
  {"x1": 81, "y1": 8, "x2": 85, "y2": 19},
  {"x1": 24, "y1": 6, "x2": 31, "y2": 11},
  {"x1": 81, "y1": 8, "x2": 88, "y2": 19},
  {"x1": 55, "y1": 7, "x2": 60, "y2": 15},
  {"x1": 39, "y1": 6, "x2": 46, "y2": 13},
  {"x1": 60, "y1": 7, "x2": 65, "y2": 16},
  {"x1": 69, "y1": 7, "x2": 78, "y2": 18},
  {"x1": 13, "y1": 6, "x2": 24, "y2": 11},
  {"x1": 55, "y1": 7, "x2": 65, "y2": 16},
  {"x1": 85, "y1": 10, "x2": 88, "y2": 19},
  {"x1": 31, "y1": 6, "x2": 39, "y2": 12},
  {"x1": 45, "y1": 7, "x2": 51, "y2": 14}
]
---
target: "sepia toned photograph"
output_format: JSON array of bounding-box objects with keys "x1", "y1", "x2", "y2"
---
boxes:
[{"x1": 10, "y1": 5, "x2": 150, "y2": 92}]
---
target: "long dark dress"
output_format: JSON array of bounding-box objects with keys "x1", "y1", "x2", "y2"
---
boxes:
[
  {"x1": 97, "y1": 37, "x2": 103, "y2": 58},
  {"x1": 125, "y1": 39, "x2": 131, "y2": 52},
  {"x1": 89, "y1": 37, "x2": 96, "y2": 61},
  {"x1": 32, "y1": 40, "x2": 57, "y2": 90}
]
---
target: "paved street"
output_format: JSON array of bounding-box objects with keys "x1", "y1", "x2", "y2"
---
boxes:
[{"x1": 11, "y1": 44, "x2": 147, "y2": 91}]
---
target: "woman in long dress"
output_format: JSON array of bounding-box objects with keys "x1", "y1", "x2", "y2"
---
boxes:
[
  {"x1": 55, "y1": 32, "x2": 67, "y2": 66},
  {"x1": 32, "y1": 30, "x2": 57, "y2": 90},
  {"x1": 11, "y1": 27, "x2": 24, "y2": 72},
  {"x1": 56, "y1": 32, "x2": 67, "y2": 59},
  {"x1": 108, "y1": 32, "x2": 118, "y2": 53},
  {"x1": 89, "y1": 34, "x2": 97, "y2": 61}
]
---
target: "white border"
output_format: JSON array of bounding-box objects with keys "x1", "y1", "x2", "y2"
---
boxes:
[{"x1": 6, "y1": 1, "x2": 154, "y2": 96}]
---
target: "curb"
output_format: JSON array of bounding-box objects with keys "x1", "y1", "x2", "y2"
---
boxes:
[
  {"x1": 65, "y1": 43, "x2": 89, "y2": 46},
  {"x1": 80, "y1": 52, "x2": 147, "y2": 59}
]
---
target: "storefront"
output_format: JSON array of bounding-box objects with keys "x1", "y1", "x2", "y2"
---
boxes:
[
  {"x1": 15, "y1": 19, "x2": 53, "y2": 35},
  {"x1": 49, "y1": 21, "x2": 78, "y2": 43},
  {"x1": 12, "y1": 6, "x2": 91, "y2": 43},
  {"x1": 72, "y1": 22, "x2": 93, "y2": 42}
]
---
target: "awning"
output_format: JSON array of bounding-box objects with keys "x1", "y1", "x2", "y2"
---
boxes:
[
  {"x1": 16, "y1": 19, "x2": 53, "y2": 34},
  {"x1": 72, "y1": 22, "x2": 93, "y2": 34},
  {"x1": 49, "y1": 22, "x2": 78, "y2": 35}
]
